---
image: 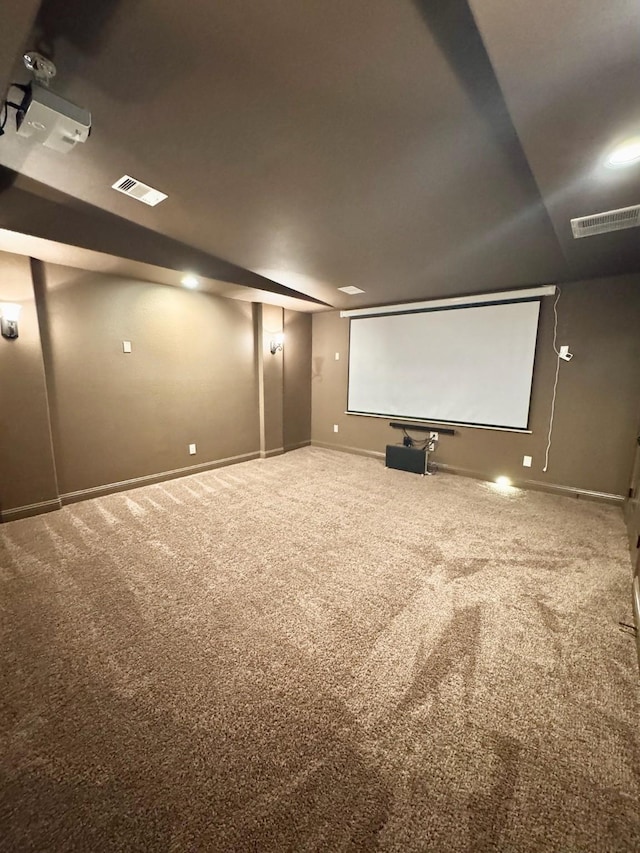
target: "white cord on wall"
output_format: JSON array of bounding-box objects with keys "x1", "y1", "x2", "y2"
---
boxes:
[{"x1": 543, "y1": 287, "x2": 562, "y2": 473}]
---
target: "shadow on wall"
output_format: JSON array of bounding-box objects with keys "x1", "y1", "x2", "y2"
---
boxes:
[
  {"x1": 0, "y1": 169, "x2": 327, "y2": 303},
  {"x1": 30, "y1": 257, "x2": 58, "y2": 439},
  {"x1": 312, "y1": 355, "x2": 324, "y2": 382},
  {"x1": 412, "y1": 0, "x2": 566, "y2": 276},
  {"x1": 402, "y1": 0, "x2": 575, "y2": 284},
  {"x1": 34, "y1": 0, "x2": 122, "y2": 57},
  {"x1": 30, "y1": 0, "x2": 198, "y2": 104},
  {"x1": 0, "y1": 165, "x2": 18, "y2": 197},
  {"x1": 413, "y1": 0, "x2": 536, "y2": 182}
]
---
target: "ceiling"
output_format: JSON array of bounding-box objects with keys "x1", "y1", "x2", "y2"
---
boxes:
[{"x1": 1, "y1": 0, "x2": 640, "y2": 310}]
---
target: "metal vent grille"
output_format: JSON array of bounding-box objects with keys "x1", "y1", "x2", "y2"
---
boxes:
[
  {"x1": 111, "y1": 175, "x2": 168, "y2": 207},
  {"x1": 571, "y1": 204, "x2": 640, "y2": 238}
]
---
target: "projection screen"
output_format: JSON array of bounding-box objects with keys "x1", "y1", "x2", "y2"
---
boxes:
[{"x1": 347, "y1": 299, "x2": 541, "y2": 430}]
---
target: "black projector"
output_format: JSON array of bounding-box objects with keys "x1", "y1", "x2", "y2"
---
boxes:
[{"x1": 385, "y1": 444, "x2": 427, "y2": 475}]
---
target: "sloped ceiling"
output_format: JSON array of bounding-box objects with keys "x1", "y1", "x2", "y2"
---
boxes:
[
  {"x1": 468, "y1": 0, "x2": 640, "y2": 282},
  {"x1": 0, "y1": 0, "x2": 639, "y2": 309}
]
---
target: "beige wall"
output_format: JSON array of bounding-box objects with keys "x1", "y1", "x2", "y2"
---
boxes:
[
  {"x1": 0, "y1": 252, "x2": 58, "y2": 517},
  {"x1": 312, "y1": 275, "x2": 640, "y2": 498},
  {"x1": 0, "y1": 253, "x2": 313, "y2": 520},
  {"x1": 35, "y1": 261, "x2": 261, "y2": 496},
  {"x1": 283, "y1": 309, "x2": 312, "y2": 450},
  {"x1": 7, "y1": 245, "x2": 638, "y2": 515}
]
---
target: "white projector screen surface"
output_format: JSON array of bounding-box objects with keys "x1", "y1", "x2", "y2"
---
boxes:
[{"x1": 347, "y1": 300, "x2": 541, "y2": 430}]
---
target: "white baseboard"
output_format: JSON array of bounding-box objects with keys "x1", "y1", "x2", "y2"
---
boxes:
[
  {"x1": 260, "y1": 447, "x2": 285, "y2": 459},
  {"x1": 311, "y1": 440, "x2": 385, "y2": 460},
  {"x1": 436, "y1": 462, "x2": 624, "y2": 505},
  {"x1": 283, "y1": 440, "x2": 311, "y2": 453},
  {"x1": 311, "y1": 441, "x2": 623, "y2": 505},
  {"x1": 60, "y1": 451, "x2": 261, "y2": 504},
  {"x1": 1, "y1": 498, "x2": 62, "y2": 523}
]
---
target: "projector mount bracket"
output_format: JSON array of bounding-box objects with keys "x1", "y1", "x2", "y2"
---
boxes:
[{"x1": 23, "y1": 51, "x2": 57, "y2": 86}]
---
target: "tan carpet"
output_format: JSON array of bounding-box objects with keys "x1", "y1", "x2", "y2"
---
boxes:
[{"x1": 1, "y1": 447, "x2": 638, "y2": 852}]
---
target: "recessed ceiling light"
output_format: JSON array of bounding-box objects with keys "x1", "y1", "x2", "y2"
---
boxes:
[
  {"x1": 338, "y1": 286, "x2": 365, "y2": 295},
  {"x1": 181, "y1": 274, "x2": 199, "y2": 289},
  {"x1": 605, "y1": 138, "x2": 640, "y2": 168}
]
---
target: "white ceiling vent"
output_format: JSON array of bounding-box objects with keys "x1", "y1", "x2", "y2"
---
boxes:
[
  {"x1": 111, "y1": 175, "x2": 168, "y2": 207},
  {"x1": 338, "y1": 286, "x2": 365, "y2": 295},
  {"x1": 571, "y1": 204, "x2": 640, "y2": 238}
]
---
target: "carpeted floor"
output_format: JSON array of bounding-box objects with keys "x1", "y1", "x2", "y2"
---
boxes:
[{"x1": 1, "y1": 447, "x2": 638, "y2": 852}]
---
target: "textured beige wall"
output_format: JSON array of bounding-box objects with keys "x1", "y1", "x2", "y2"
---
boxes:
[
  {"x1": 0, "y1": 255, "x2": 312, "y2": 515},
  {"x1": 258, "y1": 305, "x2": 284, "y2": 455},
  {"x1": 0, "y1": 252, "x2": 58, "y2": 514},
  {"x1": 36, "y1": 262, "x2": 260, "y2": 495},
  {"x1": 283, "y1": 310, "x2": 311, "y2": 450},
  {"x1": 312, "y1": 275, "x2": 640, "y2": 497}
]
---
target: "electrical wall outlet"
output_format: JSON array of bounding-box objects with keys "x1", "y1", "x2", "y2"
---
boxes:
[
  {"x1": 333, "y1": 424, "x2": 339, "y2": 433},
  {"x1": 335, "y1": 352, "x2": 340, "y2": 361},
  {"x1": 189, "y1": 443, "x2": 197, "y2": 455},
  {"x1": 429, "y1": 431, "x2": 438, "y2": 440},
  {"x1": 122, "y1": 340, "x2": 132, "y2": 353},
  {"x1": 523, "y1": 455, "x2": 532, "y2": 467},
  {"x1": 559, "y1": 345, "x2": 573, "y2": 361}
]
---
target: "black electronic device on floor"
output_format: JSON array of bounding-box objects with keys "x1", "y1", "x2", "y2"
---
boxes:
[{"x1": 385, "y1": 444, "x2": 427, "y2": 475}]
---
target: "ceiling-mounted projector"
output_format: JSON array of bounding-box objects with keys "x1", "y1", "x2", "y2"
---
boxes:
[{"x1": 15, "y1": 83, "x2": 91, "y2": 152}]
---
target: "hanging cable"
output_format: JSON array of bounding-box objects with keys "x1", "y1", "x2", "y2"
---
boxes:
[
  {"x1": 0, "y1": 84, "x2": 29, "y2": 136},
  {"x1": 542, "y1": 287, "x2": 562, "y2": 472},
  {"x1": 401, "y1": 427, "x2": 431, "y2": 449},
  {"x1": 0, "y1": 100, "x2": 8, "y2": 136}
]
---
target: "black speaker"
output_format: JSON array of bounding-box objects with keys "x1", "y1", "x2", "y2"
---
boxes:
[{"x1": 385, "y1": 444, "x2": 427, "y2": 475}]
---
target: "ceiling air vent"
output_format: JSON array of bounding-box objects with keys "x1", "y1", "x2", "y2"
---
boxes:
[
  {"x1": 111, "y1": 175, "x2": 168, "y2": 207},
  {"x1": 571, "y1": 204, "x2": 640, "y2": 238}
]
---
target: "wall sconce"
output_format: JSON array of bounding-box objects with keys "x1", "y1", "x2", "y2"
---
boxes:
[
  {"x1": 0, "y1": 302, "x2": 22, "y2": 339},
  {"x1": 270, "y1": 332, "x2": 284, "y2": 355}
]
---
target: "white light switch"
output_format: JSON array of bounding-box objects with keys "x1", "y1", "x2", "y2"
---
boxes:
[
  {"x1": 189, "y1": 443, "x2": 197, "y2": 455},
  {"x1": 335, "y1": 352, "x2": 340, "y2": 361},
  {"x1": 333, "y1": 424, "x2": 339, "y2": 433},
  {"x1": 523, "y1": 455, "x2": 532, "y2": 467},
  {"x1": 123, "y1": 340, "x2": 132, "y2": 353}
]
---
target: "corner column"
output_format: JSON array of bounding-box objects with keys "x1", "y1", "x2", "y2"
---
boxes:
[{"x1": 254, "y1": 303, "x2": 284, "y2": 458}]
